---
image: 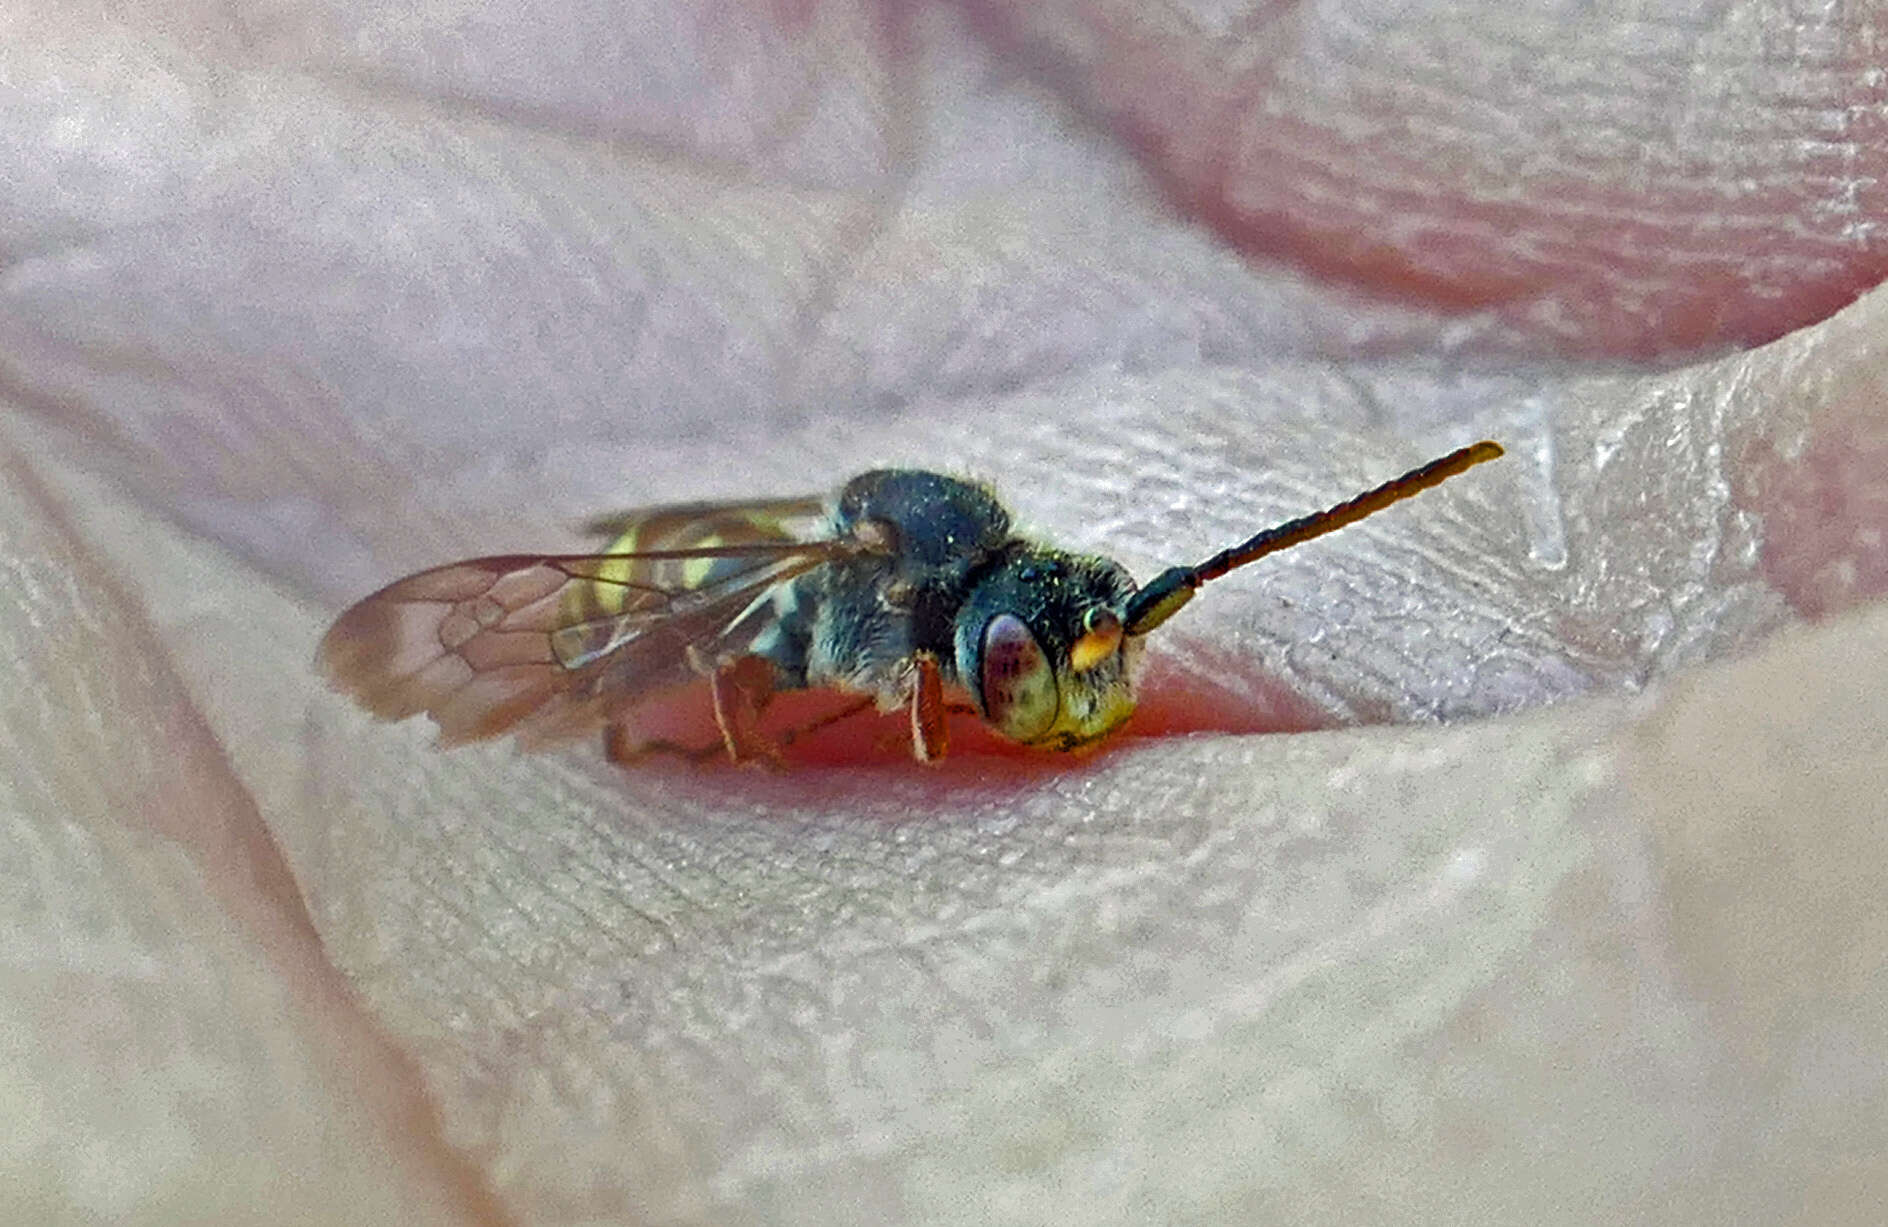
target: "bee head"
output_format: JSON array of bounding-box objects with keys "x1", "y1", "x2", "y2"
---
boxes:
[{"x1": 954, "y1": 547, "x2": 1143, "y2": 750}]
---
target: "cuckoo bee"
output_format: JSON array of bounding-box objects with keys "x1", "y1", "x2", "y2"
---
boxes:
[{"x1": 318, "y1": 442, "x2": 1503, "y2": 764}]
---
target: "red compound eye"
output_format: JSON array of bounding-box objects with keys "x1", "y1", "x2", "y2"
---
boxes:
[{"x1": 979, "y1": 613, "x2": 1058, "y2": 742}]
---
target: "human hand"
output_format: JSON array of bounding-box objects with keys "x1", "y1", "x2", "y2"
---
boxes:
[{"x1": 4, "y1": 1, "x2": 1886, "y2": 1222}]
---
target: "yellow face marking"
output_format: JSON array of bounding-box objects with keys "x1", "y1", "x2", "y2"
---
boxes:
[{"x1": 1068, "y1": 610, "x2": 1123, "y2": 673}]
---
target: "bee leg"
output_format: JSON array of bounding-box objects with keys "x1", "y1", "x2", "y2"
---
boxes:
[
  {"x1": 775, "y1": 695, "x2": 876, "y2": 749},
  {"x1": 709, "y1": 654, "x2": 784, "y2": 766},
  {"x1": 907, "y1": 653, "x2": 950, "y2": 763}
]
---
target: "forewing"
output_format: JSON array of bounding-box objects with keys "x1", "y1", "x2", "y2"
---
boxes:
[
  {"x1": 547, "y1": 492, "x2": 836, "y2": 674},
  {"x1": 583, "y1": 494, "x2": 827, "y2": 545},
  {"x1": 317, "y1": 537, "x2": 844, "y2": 747}
]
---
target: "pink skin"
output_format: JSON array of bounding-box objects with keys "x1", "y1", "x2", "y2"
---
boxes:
[
  {"x1": 957, "y1": 0, "x2": 1888, "y2": 357},
  {"x1": 3, "y1": 0, "x2": 1887, "y2": 1222}
]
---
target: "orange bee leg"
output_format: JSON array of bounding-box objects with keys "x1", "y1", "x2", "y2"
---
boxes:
[
  {"x1": 708, "y1": 654, "x2": 783, "y2": 766},
  {"x1": 603, "y1": 671, "x2": 877, "y2": 768},
  {"x1": 776, "y1": 694, "x2": 876, "y2": 750},
  {"x1": 907, "y1": 652, "x2": 950, "y2": 763}
]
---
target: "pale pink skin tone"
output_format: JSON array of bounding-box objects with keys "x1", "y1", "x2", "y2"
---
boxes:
[{"x1": 4, "y1": 1, "x2": 1888, "y2": 1223}]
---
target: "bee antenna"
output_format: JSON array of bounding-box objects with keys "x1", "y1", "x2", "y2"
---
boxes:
[{"x1": 1122, "y1": 440, "x2": 1505, "y2": 636}]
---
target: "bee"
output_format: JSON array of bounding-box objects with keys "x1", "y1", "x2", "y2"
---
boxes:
[{"x1": 318, "y1": 441, "x2": 1503, "y2": 764}]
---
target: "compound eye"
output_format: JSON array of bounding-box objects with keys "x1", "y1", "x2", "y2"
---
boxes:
[{"x1": 979, "y1": 613, "x2": 1059, "y2": 742}]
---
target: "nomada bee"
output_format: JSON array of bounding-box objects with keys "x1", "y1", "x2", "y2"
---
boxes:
[{"x1": 319, "y1": 441, "x2": 1503, "y2": 764}]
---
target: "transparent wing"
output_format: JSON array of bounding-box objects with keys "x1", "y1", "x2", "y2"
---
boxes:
[
  {"x1": 317, "y1": 532, "x2": 848, "y2": 748},
  {"x1": 581, "y1": 494, "x2": 826, "y2": 544}
]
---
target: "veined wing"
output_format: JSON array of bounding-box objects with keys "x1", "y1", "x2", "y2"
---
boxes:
[
  {"x1": 318, "y1": 535, "x2": 848, "y2": 747},
  {"x1": 582, "y1": 494, "x2": 826, "y2": 545},
  {"x1": 565, "y1": 493, "x2": 829, "y2": 652}
]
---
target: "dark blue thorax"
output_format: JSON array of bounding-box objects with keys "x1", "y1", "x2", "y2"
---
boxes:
[
  {"x1": 834, "y1": 470, "x2": 1012, "y2": 576},
  {"x1": 759, "y1": 470, "x2": 1015, "y2": 690}
]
